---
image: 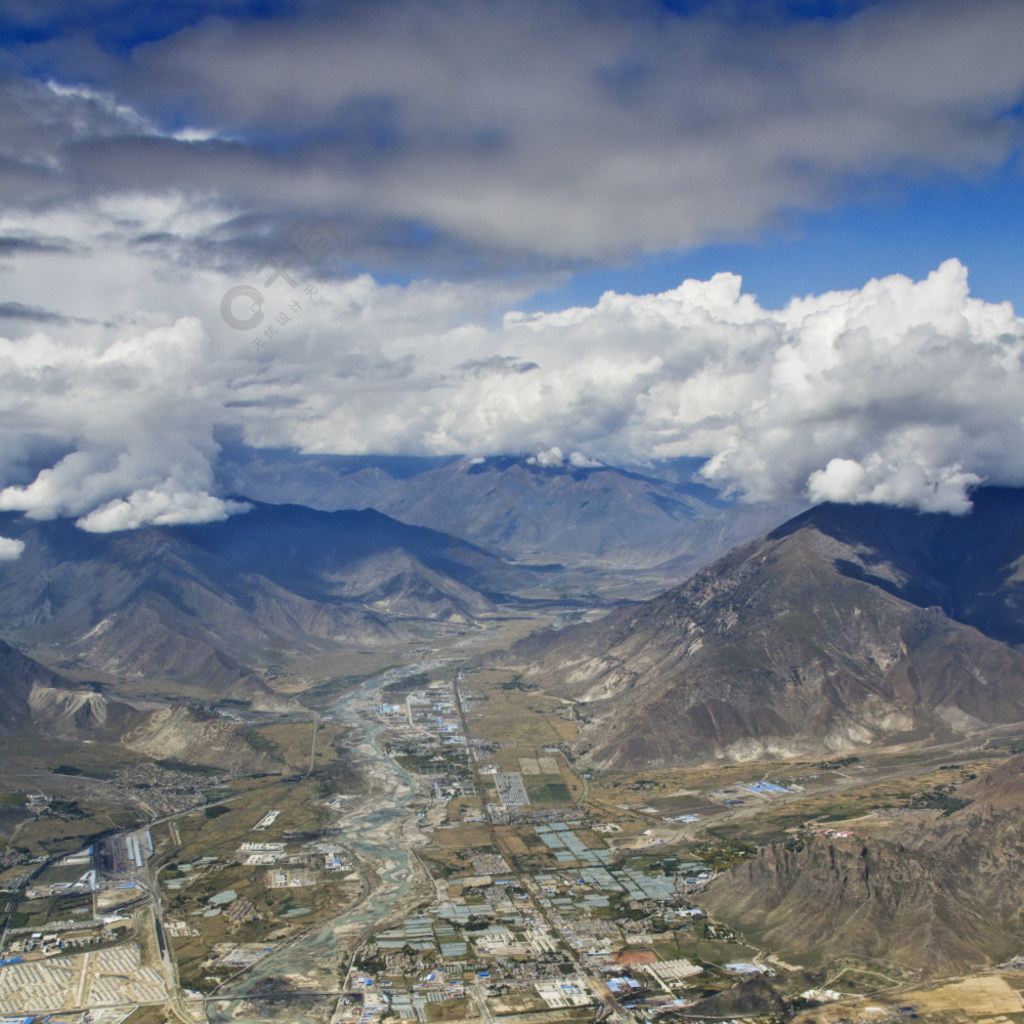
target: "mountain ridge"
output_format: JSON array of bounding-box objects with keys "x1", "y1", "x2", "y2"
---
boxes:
[
  {"x1": 0, "y1": 500, "x2": 538, "y2": 697},
  {"x1": 215, "y1": 445, "x2": 802, "y2": 570},
  {"x1": 0, "y1": 639, "x2": 275, "y2": 772},
  {"x1": 495, "y1": 488, "x2": 1024, "y2": 768},
  {"x1": 700, "y1": 752, "x2": 1024, "y2": 975}
]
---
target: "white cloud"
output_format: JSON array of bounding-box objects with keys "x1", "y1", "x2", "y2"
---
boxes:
[
  {"x1": 76, "y1": 488, "x2": 250, "y2": 533},
  {"x1": 0, "y1": 537, "x2": 25, "y2": 560},
  {"x1": 527, "y1": 447, "x2": 565, "y2": 468},
  {"x1": 0, "y1": 254, "x2": 1021, "y2": 523},
  {"x1": 807, "y1": 458, "x2": 980, "y2": 514},
  {"x1": 523, "y1": 448, "x2": 604, "y2": 469},
  {"x1": 0, "y1": 314, "x2": 232, "y2": 523},
  {"x1": 2, "y1": 2, "x2": 1021, "y2": 530}
]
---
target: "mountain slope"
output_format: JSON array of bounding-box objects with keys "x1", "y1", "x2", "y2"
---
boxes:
[
  {"x1": 0, "y1": 640, "x2": 274, "y2": 771},
  {"x1": 215, "y1": 445, "x2": 799, "y2": 568},
  {"x1": 700, "y1": 754, "x2": 1024, "y2": 975},
  {"x1": 0, "y1": 501, "x2": 533, "y2": 694},
  {"x1": 500, "y1": 489, "x2": 1024, "y2": 767},
  {"x1": 0, "y1": 636, "x2": 74, "y2": 733},
  {"x1": 771, "y1": 487, "x2": 1024, "y2": 646}
]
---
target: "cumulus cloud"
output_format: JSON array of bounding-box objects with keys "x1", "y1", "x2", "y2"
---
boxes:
[
  {"x1": 0, "y1": 537, "x2": 25, "y2": 560},
  {"x1": 76, "y1": 488, "x2": 249, "y2": 533},
  {"x1": 1, "y1": 251, "x2": 1020, "y2": 521},
  {"x1": 524, "y1": 447, "x2": 604, "y2": 470},
  {"x1": 527, "y1": 447, "x2": 567, "y2": 468},
  {"x1": 0, "y1": 315, "x2": 238, "y2": 527},
  {"x1": 2, "y1": 2, "x2": 1021, "y2": 531},
  {"x1": 806, "y1": 459, "x2": 980, "y2": 514},
  {"x1": 243, "y1": 258, "x2": 1018, "y2": 514},
  {"x1": 684, "y1": 260, "x2": 1024, "y2": 511}
]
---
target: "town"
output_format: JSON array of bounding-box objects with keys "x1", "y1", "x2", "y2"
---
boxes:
[{"x1": 3, "y1": 658, "x2": 1017, "y2": 1024}]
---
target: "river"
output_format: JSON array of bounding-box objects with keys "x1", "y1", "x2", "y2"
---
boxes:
[{"x1": 206, "y1": 659, "x2": 454, "y2": 1023}]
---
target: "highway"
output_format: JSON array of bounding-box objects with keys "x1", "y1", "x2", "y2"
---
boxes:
[
  {"x1": 305, "y1": 711, "x2": 320, "y2": 778},
  {"x1": 452, "y1": 678, "x2": 632, "y2": 1024}
]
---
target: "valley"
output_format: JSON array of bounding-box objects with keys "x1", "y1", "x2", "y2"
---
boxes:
[
  {"x1": 4, "y1": 5, "x2": 1022, "y2": 1023},
  {"x1": 5, "y1": 624, "x2": 1024, "y2": 1024},
  {"x1": 5, "y1": 482, "x2": 1024, "y2": 1023}
]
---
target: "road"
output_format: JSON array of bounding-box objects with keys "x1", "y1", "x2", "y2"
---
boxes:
[
  {"x1": 304, "y1": 711, "x2": 320, "y2": 778},
  {"x1": 452, "y1": 678, "x2": 632, "y2": 1024},
  {"x1": 146, "y1": 861, "x2": 194, "y2": 1024}
]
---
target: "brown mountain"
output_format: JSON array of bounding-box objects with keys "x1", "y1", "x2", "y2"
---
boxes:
[
  {"x1": 500, "y1": 489, "x2": 1024, "y2": 768},
  {"x1": 0, "y1": 635, "x2": 78, "y2": 733},
  {"x1": 0, "y1": 639, "x2": 274, "y2": 772},
  {"x1": 700, "y1": 753, "x2": 1024, "y2": 976},
  {"x1": 0, "y1": 500, "x2": 537, "y2": 696},
  {"x1": 215, "y1": 445, "x2": 800, "y2": 570}
]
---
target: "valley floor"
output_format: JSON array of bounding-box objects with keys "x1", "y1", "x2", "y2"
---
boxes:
[{"x1": 4, "y1": 618, "x2": 1024, "y2": 1024}]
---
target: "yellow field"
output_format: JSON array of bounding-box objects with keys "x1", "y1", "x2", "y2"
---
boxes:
[
  {"x1": 793, "y1": 971, "x2": 1024, "y2": 1023},
  {"x1": 902, "y1": 974, "x2": 1024, "y2": 1018},
  {"x1": 462, "y1": 675, "x2": 577, "y2": 761}
]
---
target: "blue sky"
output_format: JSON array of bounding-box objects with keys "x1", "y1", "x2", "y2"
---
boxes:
[
  {"x1": 0, "y1": 0, "x2": 1023, "y2": 534},
  {"x1": 535, "y1": 167, "x2": 1024, "y2": 312}
]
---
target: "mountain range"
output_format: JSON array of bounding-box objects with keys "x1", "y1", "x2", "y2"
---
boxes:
[
  {"x1": 0, "y1": 447, "x2": 805, "y2": 701},
  {"x1": 701, "y1": 752, "x2": 1024, "y2": 976},
  {"x1": 0, "y1": 500, "x2": 544, "y2": 698},
  {"x1": 0, "y1": 639, "x2": 272, "y2": 772},
  {"x1": 8, "y1": 462, "x2": 1024, "y2": 770},
  {"x1": 498, "y1": 488, "x2": 1024, "y2": 768},
  {"x1": 215, "y1": 444, "x2": 801, "y2": 571}
]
